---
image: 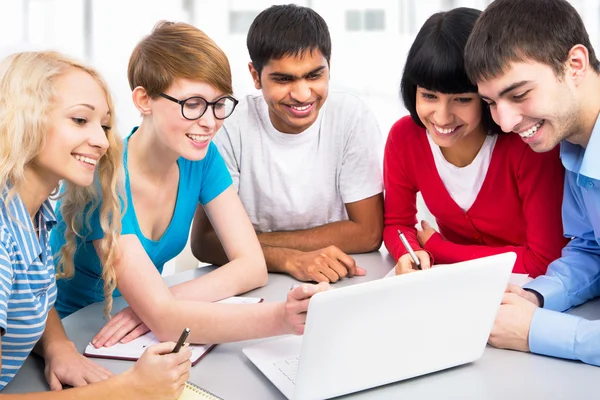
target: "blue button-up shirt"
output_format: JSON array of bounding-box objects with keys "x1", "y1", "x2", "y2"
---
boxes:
[{"x1": 524, "y1": 117, "x2": 600, "y2": 367}]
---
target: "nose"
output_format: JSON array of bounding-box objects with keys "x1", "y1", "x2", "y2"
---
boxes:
[
  {"x1": 197, "y1": 107, "x2": 217, "y2": 131},
  {"x1": 493, "y1": 102, "x2": 523, "y2": 133},
  {"x1": 90, "y1": 125, "x2": 109, "y2": 151},
  {"x1": 290, "y1": 80, "x2": 312, "y2": 103},
  {"x1": 432, "y1": 102, "x2": 453, "y2": 126}
]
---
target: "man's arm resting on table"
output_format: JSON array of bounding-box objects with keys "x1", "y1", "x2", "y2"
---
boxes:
[
  {"x1": 529, "y1": 307, "x2": 600, "y2": 367},
  {"x1": 190, "y1": 204, "x2": 229, "y2": 266},
  {"x1": 258, "y1": 193, "x2": 384, "y2": 253}
]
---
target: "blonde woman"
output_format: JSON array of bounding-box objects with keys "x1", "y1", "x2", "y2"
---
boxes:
[
  {"x1": 0, "y1": 51, "x2": 191, "y2": 398},
  {"x1": 52, "y1": 21, "x2": 328, "y2": 347}
]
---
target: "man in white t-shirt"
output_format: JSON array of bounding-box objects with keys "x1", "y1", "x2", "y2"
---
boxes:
[{"x1": 191, "y1": 4, "x2": 384, "y2": 283}]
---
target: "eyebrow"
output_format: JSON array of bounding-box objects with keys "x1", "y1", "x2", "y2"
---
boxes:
[
  {"x1": 67, "y1": 103, "x2": 111, "y2": 115},
  {"x1": 480, "y1": 80, "x2": 532, "y2": 101},
  {"x1": 268, "y1": 65, "x2": 327, "y2": 80}
]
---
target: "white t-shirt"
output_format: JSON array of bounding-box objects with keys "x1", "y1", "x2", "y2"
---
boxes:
[
  {"x1": 427, "y1": 132, "x2": 497, "y2": 212},
  {"x1": 214, "y1": 91, "x2": 384, "y2": 232}
]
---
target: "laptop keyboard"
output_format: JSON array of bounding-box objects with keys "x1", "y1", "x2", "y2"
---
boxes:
[{"x1": 274, "y1": 356, "x2": 300, "y2": 384}]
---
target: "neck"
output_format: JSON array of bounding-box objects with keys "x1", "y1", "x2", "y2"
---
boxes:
[
  {"x1": 439, "y1": 126, "x2": 488, "y2": 167},
  {"x1": 18, "y1": 167, "x2": 58, "y2": 219},
  {"x1": 569, "y1": 73, "x2": 600, "y2": 148},
  {"x1": 129, "y1": 120, "x2": 180, "y2": 181}
]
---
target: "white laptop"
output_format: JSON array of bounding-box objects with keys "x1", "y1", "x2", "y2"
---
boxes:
[{"x1": 243, "y1": 252, "x2": 516, "y2": 400}]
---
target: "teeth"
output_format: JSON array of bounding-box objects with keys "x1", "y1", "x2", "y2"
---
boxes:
[
  {"x1": 291, "y1": 104, "x2": 311, "y2": 111},
  {"x1": 518, "y1": 120, "x2": 544, "y2": 138},
  {"x1": 434, "y1": 125, "x2": 457, "y2": 135},
  {"x1": 187, "y1": 134, "x2": 210, "y2": 143},
  {"x1": 73, "y1": 155, "x2": 97, "y2": 165}
]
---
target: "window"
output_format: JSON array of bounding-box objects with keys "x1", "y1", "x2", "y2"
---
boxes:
[
  {"x1": 229, "y1": 10, "x2": 258, "y2": 34},
  {"x1": 345, "y1": 9, "x2": 386, "y2": 32}
]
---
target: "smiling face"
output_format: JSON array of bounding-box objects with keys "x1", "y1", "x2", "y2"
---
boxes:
[
  {"x1": 250, "y1": 50, "x2": 329, "y2": 134},
  {"x1": 149, "y1": 78, "x2": 227, "y2": 161},
  {"x1": 32, "y1": 68, "x2": 110, "y2": 188},
  {"x1": 415, "y1": 87, "x2": 486, "y2": 148},
  {"x1": 477, "y1": 61, "x2": 582, "y2": 152}
]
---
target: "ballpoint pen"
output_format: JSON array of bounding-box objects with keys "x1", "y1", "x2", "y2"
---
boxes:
[{"x1": 398, "y1": 230, "x2": 422, "y2": 270}]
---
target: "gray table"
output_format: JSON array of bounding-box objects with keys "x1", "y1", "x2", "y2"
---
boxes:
[{"x1": 4, "y1": 251, "x2": 599, "y2": 399}]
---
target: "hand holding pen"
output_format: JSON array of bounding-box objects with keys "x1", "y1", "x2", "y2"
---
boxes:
[{"x1": 395, "y1": 230, "x2": 431, "y2": 275}]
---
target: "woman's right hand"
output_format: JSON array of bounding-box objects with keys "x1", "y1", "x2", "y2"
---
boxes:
[
  {"x1": 128, "y1": 341, "x2": 192, "y2": 399},
  {"x1": 395, "y1": 250, "x2": 431, "y2": 275},
  {"x1": 283, "y1": 282, "x2": 330, "y2": 335}
]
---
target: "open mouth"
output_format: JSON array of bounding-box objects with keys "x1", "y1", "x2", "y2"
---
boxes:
[
  {"x1": 186, "y1": 133, "x2": 210, "y2": 144},
  {"x1": 517, "y1": 120, "x2": 544, "y2": 138},
  {"x1": 72, "y1": 154, "x2": 97, "y2": 166},
  {"x1": 286, "y1": 102, "x2": 315, "y2": 116},
  {"x1": 433, "y1": 124, "x2": 461, "y2": 135}
]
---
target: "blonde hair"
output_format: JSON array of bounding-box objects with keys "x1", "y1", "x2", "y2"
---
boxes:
[
  {"x1": 128, "y1": 21, "x2": 233, "y2": 97},
  {"x1": 0, "y1": 51, "x2": 124, "y2": 318}
]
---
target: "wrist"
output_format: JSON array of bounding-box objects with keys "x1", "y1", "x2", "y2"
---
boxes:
[
  {"x1": 523, "y1": 288, "x2": 544, "y2": 307},
  {"x1": 43, "y1": 339, "x2": 76, "y2": 361}
]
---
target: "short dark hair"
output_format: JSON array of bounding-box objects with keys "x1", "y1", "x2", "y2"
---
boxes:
[
  {"x1": 401, "y1": 7, "x2": 501, "y2": 134},
  {"x1": 247, "y1": 4, "x2": 332, "y2": 78},
  {"x1": 464, "y1": 0, "x2": 600, "y2": 83}
]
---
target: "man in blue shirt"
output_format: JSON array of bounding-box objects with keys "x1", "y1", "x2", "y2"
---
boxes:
[{"x1": 464, "y1": 0, "x2": 600, "y2": 366}]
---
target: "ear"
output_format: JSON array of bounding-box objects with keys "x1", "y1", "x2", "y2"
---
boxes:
[
  {"x1": 248, "y1": 62, "x2": 261, "y2": 90},
  {"x1": 566, "y1": 44, "x2": 589, "y2": 85},
  {"x1": 132, "y1": 86, "x2": 152, "y2": 115}
]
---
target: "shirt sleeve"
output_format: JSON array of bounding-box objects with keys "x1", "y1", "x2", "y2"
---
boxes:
[
  {"x1": 0, "y1": 243, "x2": 14, "y2": 335},
  {"x1": 213, "y1": 124, "x2": 240, "y2": 191},
  {"x1": 382, "y1": 119, "x2": 429, "y2": 261},
  {"x1": 529, "y1": 307, "x2": 600, "y2": 367},
  {"x1": 424, "y1": 145, "x2": 566, "y2": 278},
  {"x1": 524, "y1": 171, "x2": 600, "y2": 312},
  {"x1": 339, "y1": 105, "x2": 384, "y2": 204},
  {"x1": 198, "y1": 142, "x2": 233, "y2": 205}
]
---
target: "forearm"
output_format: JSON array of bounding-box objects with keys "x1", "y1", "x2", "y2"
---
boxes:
[
  {"x1": 258, "y1": 220, "x2": 381, "y2": 254},
  {"x1": 383, "y1": 224, "x2": 420, "y2": 261},
  {"x1": 33, "y1": 308, "x2": 71, "y2": 358},
  {"x1": 1, "y1": 372, "x2": 137, "y2": 399},
  {"x1": 169, "y1": 254, "x2": 268, "y2": 302},
  {"x1": 529, "y1": 308, "x2": 600, "y2": 367},
  {"x1": 261, "y1": 245, "x2": 299, "y2": 274},
  {"x1": 424, "y1": 234, "x2": 549, "y2": 277},
  {"x1": 143, "y1": 300, "x2": 287, "y2": 344},
  {"x1": 191, "y1": 228, "x2": 229, "y2": 266}
]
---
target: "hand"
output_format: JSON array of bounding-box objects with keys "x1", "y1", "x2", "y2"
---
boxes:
[
  {"x1": 282, "y1": 282, "x2": 331, "y2": 335},
  {"x1": 416, "y1": 220, "x2": 438, "y2": 247},
  {"x1": 505, "y1": 284, "x2": 541, "y2": 306},
  {"x1": 92, "y1": 306, "x2": 150, "y2": 348},
  {"x1": 488, "y1": 293, "x2": 538, "y2": 352},
  {"x1": 394, "y1": 250, "x2": 431, "y2": 275},
  {"x1": 128, "y1": 341, "x2": 192, "y2": 400},
  {"x1": 285, "y1": 245, "x2": 366, "y2": 283},
  {"x1": 43, "y1": 340, "x2": 113, "y2": 390}
]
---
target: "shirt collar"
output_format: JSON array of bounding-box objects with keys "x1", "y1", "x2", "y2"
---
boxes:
[{"x1": 560, "y1": 114, "x2": 600, "y2": 180}]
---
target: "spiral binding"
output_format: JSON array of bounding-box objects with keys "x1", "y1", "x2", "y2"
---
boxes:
[{"x1": 183, "y1": 382, "x2": 224, "y2": 400}]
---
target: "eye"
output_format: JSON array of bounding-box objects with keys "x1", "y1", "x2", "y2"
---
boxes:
[
  {"x1": 456, "y1": 97, "x2": 473, "y2": 104},
  {"x1": 420, "y1": 92, "x2": 437, "y2": 100},
  {"x1": 307, "y1": 73, "x2": 322, "y2": 80},
  {"x1": 512, "y1": 90, "x2": 530, "y2": 101},
  {"x1": 101, "y1": 125, "x2": 111, "y2": 133},
  {"x1": 274, "y1": 77, "x2": 292, "y2": 83},
  {"x1": 72, "y1": 117, "x2": 87, "y2": 125}
]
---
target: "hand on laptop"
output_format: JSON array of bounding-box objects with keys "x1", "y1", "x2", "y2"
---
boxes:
[
  {"x1": 285, "y1": 246, "x2": 366, "y2": 283},
  {"x1": 283, "y1": 282, "x2": 331, "y2": 334},
  {"x1": 92, "y1": 306, "x2": 150, "y2": 348},
  {"x1": 395, "y1": 250, "x2": 431, "y2": 275},
  {"x1": 505, "y1": 284, "x2": 541, "y2": 306},
  {"x1": 488, "y1": 293, "x2": 537, "y2": 352}
]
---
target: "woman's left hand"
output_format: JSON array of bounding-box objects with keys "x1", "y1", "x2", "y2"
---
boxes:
[
  {"x1": 416, "y1": 220, "x2": 438, "y2": 247},
  {"x1": 92, "y1": 306, "x2": 150, "y2": 348}
]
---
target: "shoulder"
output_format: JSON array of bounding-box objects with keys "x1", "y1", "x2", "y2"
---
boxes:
[
  {"x1": 322, "y1": 91, "x2": 372, "y2": 120},
  {"x1": 221, "y1": 93, "x2": 265, "y2": 135},
  {"x1": 388, "y1": 115, "x2": 425, "y2": 143}
]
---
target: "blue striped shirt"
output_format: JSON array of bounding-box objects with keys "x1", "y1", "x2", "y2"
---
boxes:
[{"x1": 0, "y1": 194, "x2": 57, "y2": 389}]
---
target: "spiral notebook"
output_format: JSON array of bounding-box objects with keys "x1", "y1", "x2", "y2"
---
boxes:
[
  {"x1": 84, "y1": 296, "x2": 263, "y2": 365},
  {"x1": 178, "y1": 381, "x2": 224, "y2": 400}
]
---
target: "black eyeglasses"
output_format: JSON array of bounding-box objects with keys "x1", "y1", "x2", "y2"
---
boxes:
[{"x1": 159, "y1": 93, "x2": 239, "y2": 120}]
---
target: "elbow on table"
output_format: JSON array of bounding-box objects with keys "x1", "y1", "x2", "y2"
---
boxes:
[{"x1": 361, "y1": 228, "x2": 383, "y2": 253}]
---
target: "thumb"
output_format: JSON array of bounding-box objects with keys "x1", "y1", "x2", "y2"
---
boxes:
[
  {"x1": 421, "y1": 220, "x2": 430, "y2": 229},
  {"x1": 502, "y1": 293, "x2": 519, "y2": 305},
  {"x1": 146, "y1": 341, "x2": 178, "y2": 355},
  {"x1": 47, "y1": 372, "x2": 62, "y2": 391}
]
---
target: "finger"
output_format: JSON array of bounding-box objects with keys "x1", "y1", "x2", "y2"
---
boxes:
[
  {"x1": 418, "y1": 252, "x2": 431, "y2": 270},
  {"x1": 92, "y1": 311, "x2": 128, "y2": 345},
  {"x1": 47, "y1": 372, "x2": 63, "y2": 391},
  {"x1": 289, "y1": 282, "x2": 330, "y2": 301},
  {"x1": 501, "y1": 293, "x2": 519, "y2": 304},
  {"x1": 121, "y1": 323, "x2": 150, "y2": 344},
  {"x1": 83, "y1": 359, "x2": 113, "y2": 380},
  {"x1": 69, "y1": 375, "x2": 89, "y2": 388},
  {"x1": 147, "y1": 341, "x2": 179, "y2": 355},
  {"x1": 106, "y1": 320, "x2": 143, "y2": 347},
  {"x1": 93, "y1": 321, "x2": 127, "y2": 348},
  {"x1": 421, "y1": 220, "x2": 430, "y2": 229},
  {"x1": 354, "y1": 266, "x2": 367, "y2": 276},
  {"x1": 320, "y1": 257, "x2": 343, "y2": 282},
  {"x1": 332, "y1": 250, "x2": 357, "y2": 277}
]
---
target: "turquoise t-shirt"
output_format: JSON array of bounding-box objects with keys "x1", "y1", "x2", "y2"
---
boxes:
[{"x1": 51, "y1": 128, "x2": 232, "y2": 318}]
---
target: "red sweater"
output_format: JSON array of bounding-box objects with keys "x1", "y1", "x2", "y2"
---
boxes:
[{"x1": 383, "y1": 116, "x2": 568, "y2": 278}]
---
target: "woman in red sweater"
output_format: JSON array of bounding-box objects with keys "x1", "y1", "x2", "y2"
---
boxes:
[{"x1": 384, "y1": 7, "x2": 567, "y2": 277}]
